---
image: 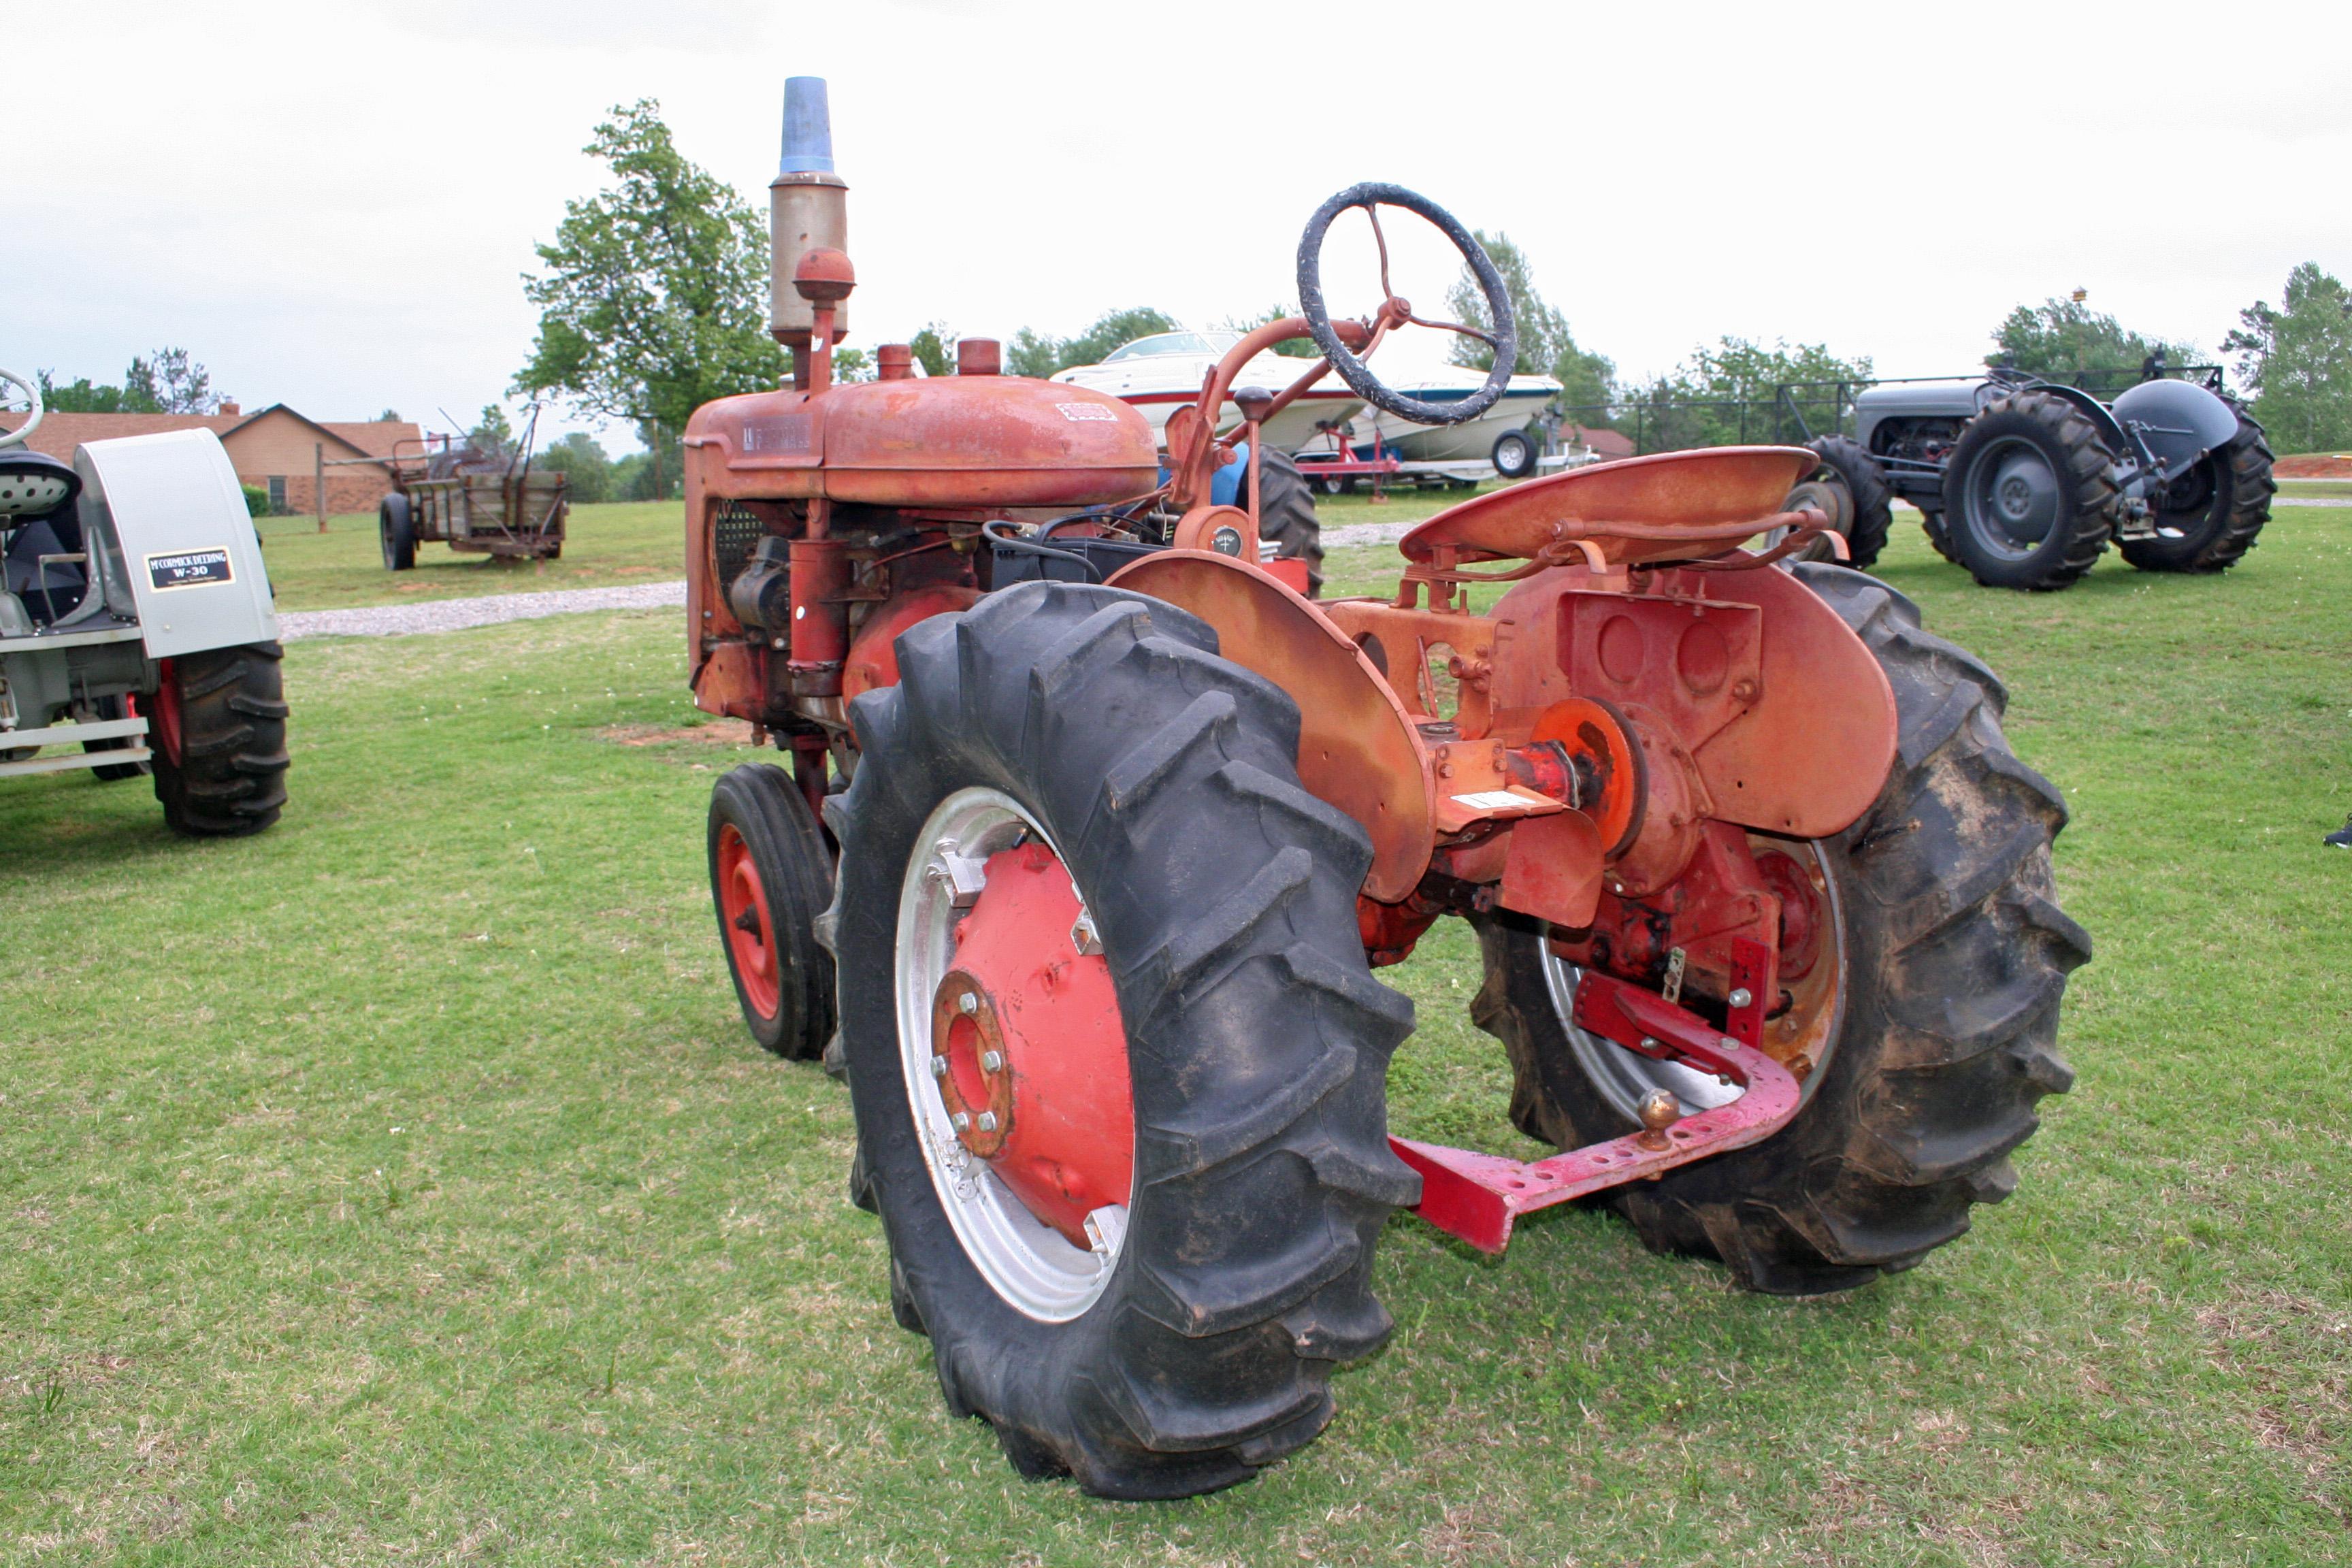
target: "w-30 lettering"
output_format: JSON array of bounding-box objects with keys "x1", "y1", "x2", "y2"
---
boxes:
[{"x1": 145, "y1": 547, "x2": 234, "y2": 590}]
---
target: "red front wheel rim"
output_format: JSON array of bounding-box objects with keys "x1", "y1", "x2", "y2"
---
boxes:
[{"x1": 717, "y1": 823, "x2": 783, "y2": 1018}]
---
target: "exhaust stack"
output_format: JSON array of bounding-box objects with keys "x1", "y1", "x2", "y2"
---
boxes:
[{"x1": 770, "y1": 76, "x2": 849, "y2": 350}]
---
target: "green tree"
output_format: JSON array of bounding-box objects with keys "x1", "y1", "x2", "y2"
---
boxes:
[
  {"x1": 1220, "y1": 306, "x2": 1320, "y2": 359},
  {"x1": 1442, "y1": 232, "x2": 1616, "y2": 414},
  {"x1": 1005, "y1": 307, "x2": 1181, "y2": 378},
  {"x1": 2223, "y1": 263, "x2": 2352, "y2": 453},
  {"x1": 538, "y1": 432, "x2": 613, "y2": 502},
  {"x1": 377, "y1": 408, "x2": 402, "y2": 423},
  {"x1": 38, "y1": 348, "x2": 225, "y2": 414},
  {"x1": 909, "y1": 323, "x2": 958, "y2": 378},
  {"x1": 1620, "y1": 338, "x2": 1872, "y2": 451},
  {"x1": 470, "y1": 404, "x2": 515, "y2": 457},
  {"x1": 1987, "y1": 297, "x2": 2195, "y2": 389},
  {"x1": 514, "y1": 99, "x2": 786, "y2": 441}
]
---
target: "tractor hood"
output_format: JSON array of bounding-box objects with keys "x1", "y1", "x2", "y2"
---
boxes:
[{"x1": 685, "y1": 376, "x2": 1158, "y2": 508}]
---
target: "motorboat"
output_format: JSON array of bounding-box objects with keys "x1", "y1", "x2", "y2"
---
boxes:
[
  {"x1": 1049, "y1": 331, "x2": 1362, "y2": 453},
  {"x1": 1329, "y1": 358, "x2": 1562, "y2": 477}
]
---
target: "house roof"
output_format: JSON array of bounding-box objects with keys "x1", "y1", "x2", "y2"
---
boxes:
[
  {"x1": 0, "y1": 410, "x2": 236, "y2": 461},
  {"x1": 0, "y1": 408, "x2": 423, "y2": 470},
  {"x1": 1567, "y1": 425, "x2": 1637, "y2": 457}
]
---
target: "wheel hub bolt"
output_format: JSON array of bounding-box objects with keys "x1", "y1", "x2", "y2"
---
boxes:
[
  {"x1": 1727, "y1": 987, "x2": 1753, "y2": 1009},
  {"x1": 930, "y1": 1054, "x2": 948, "y2": 1077},
  {"x1": 975, "y1": 1111, "x2": 998, "y2": 1132},
  {"x1": 951, "y1": 1111, "x2": 970, "y2": 1131},
  {"x1": 958, "y1": 992, "x2": 978, "y2": 1015},
  {"x1": 980, "y1": 1050, "x2": 1003, "y2": 1073}
]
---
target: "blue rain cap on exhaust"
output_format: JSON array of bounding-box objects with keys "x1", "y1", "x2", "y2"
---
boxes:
[{"x1": 781, "y1": 77, "x2": 835, "y2": 174}]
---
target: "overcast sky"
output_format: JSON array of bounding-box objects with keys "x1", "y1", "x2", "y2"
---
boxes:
[{"x1": 9, "y1": 0, "x2": 2345, "y2": 451}]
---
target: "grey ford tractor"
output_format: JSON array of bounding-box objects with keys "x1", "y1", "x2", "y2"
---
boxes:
[
  {"x1": 1793, "y1": 368, "x2": 2274, "y2": 591},
  {"x1": 1, "y1": 368, "x2": 289, "y2": 834}
]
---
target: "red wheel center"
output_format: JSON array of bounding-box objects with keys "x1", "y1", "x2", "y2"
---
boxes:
[
  {"x1": 717, "y1": 824, "x2": 782, "y2": 1017},
  {"x1": 932, "y1": 841, "x2": 1132, "y2": 1248}
]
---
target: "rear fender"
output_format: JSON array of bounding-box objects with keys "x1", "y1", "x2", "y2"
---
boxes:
[
  {"x1": 1489, "y1": 564, "x2": 1895, "y2": 841},
  {"x1": 2110, "y1": 378, "x2": 2242, "y2": 480},
  {"x1": 74, "y1": 429, "x2": 277, "y2": 657}
]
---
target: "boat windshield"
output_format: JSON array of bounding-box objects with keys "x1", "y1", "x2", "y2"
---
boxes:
[{"x1": 1100, "y1": 331, "x2": 1240, "y2": 363}]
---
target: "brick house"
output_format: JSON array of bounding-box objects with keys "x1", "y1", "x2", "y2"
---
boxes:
[{"x1": 0, "y1": 402, "x2": 422, "y2": 515}]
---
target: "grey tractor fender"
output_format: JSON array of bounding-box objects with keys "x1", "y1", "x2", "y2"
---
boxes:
[
  {"x1": 74, "y1": 429, "x2": 279, "y2": 659},
  {"x1": 2109, "y1": 378, "x2": 2244, "y2": 482}
]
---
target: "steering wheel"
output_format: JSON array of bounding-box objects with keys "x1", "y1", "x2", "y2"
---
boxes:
[
  {"x1": 1296, "y1": 183, "x2": 1517, "y2": 427},
  {"x1": 0, "y1": 367, "x2": 41, "y2": 450}
]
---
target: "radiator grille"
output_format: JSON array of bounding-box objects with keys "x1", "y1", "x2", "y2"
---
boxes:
[{"x1": 713, "y1": 502, "x2": 766, "y2": 594}]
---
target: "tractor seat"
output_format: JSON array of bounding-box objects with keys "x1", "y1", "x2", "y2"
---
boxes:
[
  {"x1": 1397, "y1": 446, "x2": 1817, "y2": 569},
  {"x1": 0, "y1": 451, "x2": 80, "y2": 521}
]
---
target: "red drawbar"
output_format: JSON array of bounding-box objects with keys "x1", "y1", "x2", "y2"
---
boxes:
[
  {"x1": 1390, "y1": 972, "x2": 1801, "y2": 1254},
  {"x1": 944, "y1": 842, "x2": 1133, "y2": 1248}
]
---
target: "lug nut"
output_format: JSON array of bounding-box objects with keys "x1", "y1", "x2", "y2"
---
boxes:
[
  {"x1": 975, "y1": 1111, "x2": 998, "y2": 1132},
  {"x1": 980, "y1": 1050, "x2": 1003, "y2": 1073},
  {"x1": 958, "y1": 992, "x2": 978, "y2": 1015},
  {"x1": 929, "y1": 1054, "x2": 947, "y2": 1077},
  {"x1": 1727, "y1": 987, "x2": 1753, "y2": 1009},
  {"x1": 951, "y1": 1111, "x2": 970, "y2": 1131}
]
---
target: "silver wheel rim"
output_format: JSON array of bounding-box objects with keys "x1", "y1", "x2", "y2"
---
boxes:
[
  {"x1": 894, "y1": 786, "x2": 1129, "y2": 1322},
  {"x1": 1533, "y1": 838, "x2": 1849, "y2": 1120}
]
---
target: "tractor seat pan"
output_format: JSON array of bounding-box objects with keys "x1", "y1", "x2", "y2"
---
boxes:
[
  {"x1": 0, "y1": 451, "x2": 80, "y2": 521},
  {"x1": 1399, "y1": 446, "x2": 1816, "y2": 568}
]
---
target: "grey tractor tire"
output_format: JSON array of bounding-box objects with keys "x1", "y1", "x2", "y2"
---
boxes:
[
  {"x1": 1918, "y1": 501, "x2": 1959, "y2": 564},
  {"x1": 1239, "y1": 447, "x2": 1325, "y2": 596},
  {"x1": 151, "y1": 643, "x2": 289, "y2": 838},
  {"x1": 1942, "y1": 391, "x2": 2116, "y2": 591},
  {"x1": 1467, "y1": 565, "x2": 2089, "y2": 1295},
  {"x1": 828, "y1": 581, "x2": 1417, "y2": 1498},
  {"x1": 708, "y1": 763, "x2": 837, "y2": 1060},
  {"x1": 1803, "y1": 435, "x2": 1895, "y2": 569},
  {"x1": 1490, "y1": 429, "x2": 1538, "y2": 480},
  {"x1": 2117, "y1": 415, "x2": 2274, "y2": 573},
  {"x1": 380, "y1": 494, "x2": 416, "y2": 571}
]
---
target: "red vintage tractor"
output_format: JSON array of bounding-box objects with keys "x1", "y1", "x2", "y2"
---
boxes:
[{"x1": 685, "y1": 80, "x2": 2089, "y2": 1499}]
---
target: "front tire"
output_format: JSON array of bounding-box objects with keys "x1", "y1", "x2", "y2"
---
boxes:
[
  {"x1": 1238, "y1": 448, "x2": 1324, "y2": 596},
  {"x1": 828, "y1": 583, "x2": 1416, "y2": 1497},
  {"x1": 1943, "y1": 391, "x2": 2116, "y2": 591},
  {"x1": 708, "y1": 763, "x2": 836, "y2": 1060},
  {"x1": 150, "y1": 644, "x2": 289, "y2": 837},
  {"x1": 2117, "y1": 415, "x2": 2274, "y2": 573},
  {"x1": 1468, "y1": 566, "x2": 2089, "y2": 1294}
]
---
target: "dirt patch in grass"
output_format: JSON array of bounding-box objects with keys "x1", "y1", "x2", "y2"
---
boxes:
[{"x1": 598, "y1": 719, "x2": 759, "y2": 748}]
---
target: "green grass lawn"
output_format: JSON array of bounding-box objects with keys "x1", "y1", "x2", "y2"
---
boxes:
[{"x1": 4, "y1": 504, "x2": 2348, "y2": 1564}]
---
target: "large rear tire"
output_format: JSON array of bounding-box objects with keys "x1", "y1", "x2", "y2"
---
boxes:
[
  {"x1": 1239, "y1": 448, "x2": 1324, "y2": 596},
  {"x1": 150, "y1": 643, "x2": 289, "y2": 837},
  {"x1": 708, "y1": 763, "x2": 836, "y2": 1060},
  {"x1": 827, "y1": 583, "x2": 1416, "y2": 1497},
  {"x1": 1468, "y1": 565, "x2": 2089, "y2": 1294},
  {"x1": 1942, "y1": 391, "x2": 2115, "y2": 591},
  {"x1": 2117, "y1": 415, "x2": 2274, "y2": 573}
]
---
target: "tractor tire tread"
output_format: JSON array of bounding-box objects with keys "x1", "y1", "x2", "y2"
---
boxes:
[
  {"x1": 1805, "y1": 435, "x2": 1895, "y2": 568},
  {"x1": 2117, "y1": 417, "x2": 2275, "y2": 573},
  {"x1": 152, "y1": 644, "x2": 288, "y2": 838},
  {"x1": 1944, "y1": 391, "x2": 2115, "y2": 591},
  {"x1": 1469, "y1": 565, "x2": 2085, "y2": 1294},
  {"x1": 835, "y1": 581, "x2": 1410, "y2": 1497}
]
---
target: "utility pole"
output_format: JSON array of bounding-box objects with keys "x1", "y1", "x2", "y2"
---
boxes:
[{"x1": 314, "y1": 443, "x2": 327, "y2": 532}]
